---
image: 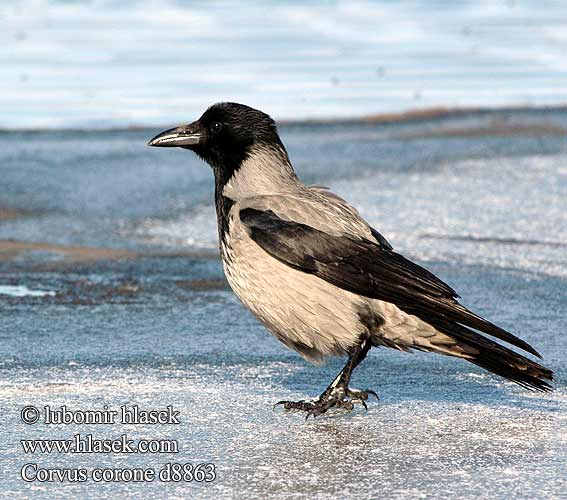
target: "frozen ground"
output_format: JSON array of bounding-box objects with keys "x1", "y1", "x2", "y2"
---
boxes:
[
  {"x1": 3, "y1": 0, "x2": 567, "y2": 128},
  {"x1": 0, "y1": 113, "x2": 566, "y2": 498}
]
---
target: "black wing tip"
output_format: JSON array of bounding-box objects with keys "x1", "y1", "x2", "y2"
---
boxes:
[
  {"x1": 517, "y1": 339, "x2": 543, "y2": 359},
  {"x1": 458, "y1": 306, "x2": 544, "y2": 359},
  {"x1": 477, "y1": 323, "x2": 543, "y2": 359}
]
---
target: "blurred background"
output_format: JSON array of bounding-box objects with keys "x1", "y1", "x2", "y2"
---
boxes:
[
  {"x1": 3, "y1": 0, "x2": 567, "y2": 128},
  {"x1": 0, "y1": 2, "x2": 566, "y2": 500}
]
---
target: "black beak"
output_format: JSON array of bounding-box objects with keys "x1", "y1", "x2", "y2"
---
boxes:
[{"x1": 147, "y1": 121, "x2": 205, "y2": 148}]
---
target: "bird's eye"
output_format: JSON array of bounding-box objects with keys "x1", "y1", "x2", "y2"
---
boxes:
[{"x1": 211, "y1": 122, "x2": 223, "y2": 133}]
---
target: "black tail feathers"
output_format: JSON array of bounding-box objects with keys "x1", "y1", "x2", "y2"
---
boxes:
[
  {"x1": 434, "y1": 320, "x2": 553, "y2": 392},
  {"x1": 468, "y1": 341, "x2": 553, "y2": 392}
]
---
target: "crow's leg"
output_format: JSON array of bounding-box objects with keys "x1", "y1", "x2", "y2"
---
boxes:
[{"x1": 275, "y1": 338, "x2": 378, "y2": 418}]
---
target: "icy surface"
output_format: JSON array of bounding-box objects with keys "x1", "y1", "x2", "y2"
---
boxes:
[
  {"x1": 3, "y1": 0, "x2": 567, "y2": 128},
  {"x1": 0, "y1": 119, "x2": 565, "y2": 498},
  {"x1": 0, "y1": 285, "x2": 55, "y2": 297}
]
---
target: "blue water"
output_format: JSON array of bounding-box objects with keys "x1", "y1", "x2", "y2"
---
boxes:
[{"x1": 2, "y1": 0, "x2": 567, "y2": 128}]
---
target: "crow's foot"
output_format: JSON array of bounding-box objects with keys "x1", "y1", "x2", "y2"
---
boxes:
[{"x1": 274, "y1": 386, "x2": 379, "y2": 419}]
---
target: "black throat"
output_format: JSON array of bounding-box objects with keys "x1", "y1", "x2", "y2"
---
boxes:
[
  {"x1": 214, "y1": 190, "x2": 234, "y2": 248},
  {"x1": 194, "y1": 145, "x2": 248, "y2": 248},
  {"x1": 213, "y1": 162, "x2": 239, "y2": 248}
]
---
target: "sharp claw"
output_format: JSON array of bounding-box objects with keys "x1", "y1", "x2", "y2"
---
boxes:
[
  {"x1": 366, "y1": 390, "x2": 380, "y2": 400},
  {"x1": 273, "y1": 401, "x2": 286, "y2": 411},
  {"x1": 275, "y1": 387, "x2": 379, "y2": 418}
]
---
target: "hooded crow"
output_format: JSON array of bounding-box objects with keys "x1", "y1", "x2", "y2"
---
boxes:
[{"x1": 148, "y1": 102, "x2": 553, "y2": 417}]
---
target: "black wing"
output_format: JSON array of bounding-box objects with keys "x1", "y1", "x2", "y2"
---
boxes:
[
  {"x1": 369, "y1": 225, "x2": 394, "y2": 251},
  {"x1": 240, "y1": 207, "x2": 541, "y2": 358}
]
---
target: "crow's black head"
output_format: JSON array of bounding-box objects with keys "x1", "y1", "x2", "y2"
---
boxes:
[{"x1": 148, "y1": 102, "x2": 284, "y2": 182}]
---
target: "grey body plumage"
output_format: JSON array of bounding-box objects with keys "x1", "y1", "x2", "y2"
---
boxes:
[{"x1": 149, "y1": 102, "x2": 552, "y2": 416}]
